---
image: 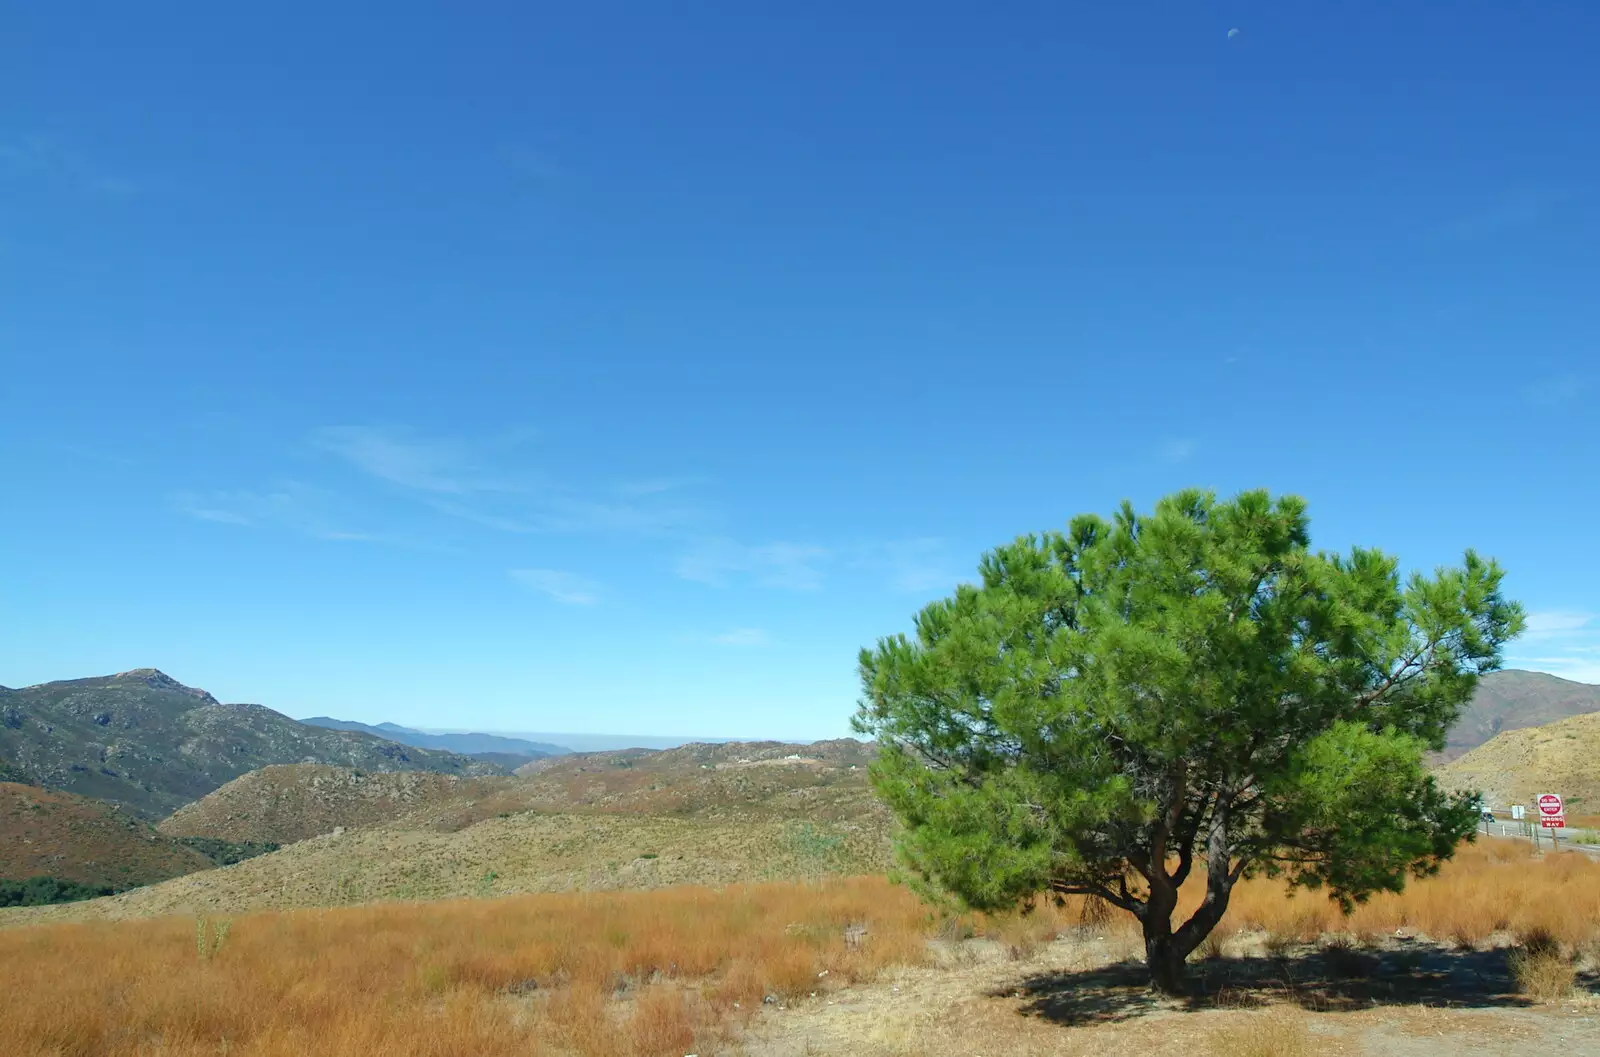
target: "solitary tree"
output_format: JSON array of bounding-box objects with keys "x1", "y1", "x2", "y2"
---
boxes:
[{"x1": 853, "y1": 489, "x2": 1523, "y2": 993}]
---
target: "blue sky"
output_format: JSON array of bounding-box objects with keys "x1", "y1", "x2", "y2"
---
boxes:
[{"x1": 3, "y1": 5, "x2": 1596, "y2": 739}]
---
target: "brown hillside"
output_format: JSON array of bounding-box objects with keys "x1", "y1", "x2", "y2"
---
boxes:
[
  {"x1": 11, "y1": 740, "x2": 890, "y2": 924},
  {"x1": 1441, "y1": 669, "x2": 1600, "y2": 761},
  {"x1": 157, "y1": 765, "x2": 505, "y2": 844},
  {"x1": 1436, "y1": 710, "x2": 1600, "y2": 815},
  {"x1": 159, "y1": 739, "x2": 881, "y2": 845},
  {"x1": 1, "y1": 781, "x2": 214, "y2": 889}
]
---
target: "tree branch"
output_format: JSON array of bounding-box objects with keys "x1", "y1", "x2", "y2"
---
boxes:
[{"x1": 1048, "y1": 878, "x2": 1142, "y2": 915}]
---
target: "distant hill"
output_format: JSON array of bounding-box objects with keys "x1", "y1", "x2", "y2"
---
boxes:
[
  {"x1": 158, "y1": 765, "x2": 503, "y2": 845},
  {"x1": 1436, "y1": 710, "x2": 1600, "y2": 816},
  {"x1": 5, "y1": 738, "x2": 892, "y2": 925},
  {"x1": 1, "y1": 779, "x2": 214, "y2": 889},
  {"x1": 154, "y1": 738, "x2": 879, "y2": 847},
  {"x1": 0, "y1": 670, "x2": 506, "y2": 820},
  {"x1": 300, "y1": 717, "x2": 571, "y2": 759},
  {"x1": 1441, "y1": 669, "x2": 1600, "y2": 761}
]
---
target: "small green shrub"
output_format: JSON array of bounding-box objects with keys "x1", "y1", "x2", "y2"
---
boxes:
[
  {"x1": 195, "y1": 917, "x2": 232, "y2": 960},
  {"x1": 177, "y1": 837, "x2": 280, "y2": 866}
]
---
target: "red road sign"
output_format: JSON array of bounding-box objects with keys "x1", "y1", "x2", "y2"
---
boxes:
[{"x1": 1537, "y1": 793, "x2": 1565, "y2": 828}]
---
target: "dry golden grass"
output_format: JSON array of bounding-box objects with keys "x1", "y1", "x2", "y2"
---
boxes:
[
  {"x1": 2, "y1": 838, "x2": 1597, "y2": 1057},
  {"x1": 1508, "y1": 926, "x2": 1578, "y2": 1001},
  {"x1": 1218, "y1": 840, "x2": 1600, "y2": 952},
  {"x1": 0, "y1": 876, "x2": 932, "y2": 1057},
  {"x1": 1205, "y1": 1009, "x2": 1313, "y2": 1057}
]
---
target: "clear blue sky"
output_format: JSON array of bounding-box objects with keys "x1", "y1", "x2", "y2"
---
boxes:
[{"x1": 3, "y1": 5, "x2": 1596, "y2": 739}]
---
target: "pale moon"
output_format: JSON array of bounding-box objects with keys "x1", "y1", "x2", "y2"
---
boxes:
[{"x1": 1227, "y1": 28, "x2": 1241, "y2": 39}]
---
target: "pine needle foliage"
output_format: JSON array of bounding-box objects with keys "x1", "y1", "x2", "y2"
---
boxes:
[{"x1": 853, "y1": 489, "x2": 1524, "y2": 993}]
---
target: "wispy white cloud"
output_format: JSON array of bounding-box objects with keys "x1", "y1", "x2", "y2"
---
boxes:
[
  {"x1": 179, "y1": 502, "x2": 252, "y2": 525},
  {"x1": 313, "y1": 426, "x2": 708, "y2": 536},
  {"x1": 708, "y1": 628, "x2": 771, "y2": 646},
  {"x1": 1521, "y1": 373, "x2": 1586, "y2": 409},
  {"x1": 509, "y1": 568, "x2": 601, "y2": 605},
  {"x1": 676, "y1": 538, "x2": 829, "y2": 591},
  {"x1": 847, "y1": 538, "x2": 962, "y2": 594},
  {"x1": 174, "y1": 485, "x2": 387, "y2": 543},
  {"x1": 314, "y1": 426, "x2": 514, "y2": 494},
  {"x1": 1507, "y1": 611, "x2": 1600, "y2": 684},
  {"x1": 500, "y1": 145, "x2": 562, "y2": 185},
  {"x1": 1443, "y1": 188, "x2": 1566, "y2": 241},
  {"x1": 1524, "y1": 611, "x2": 1596, "y2": 637},
  {"x1": 1159, "y1": 439, "x2": 1196, "y2": 462},
  {"x1": 615, "y1": 477, "x2": 706, "y2": 497},
  {"x1": 1, "y1": 136, "x2": 137, "y2": 197}
]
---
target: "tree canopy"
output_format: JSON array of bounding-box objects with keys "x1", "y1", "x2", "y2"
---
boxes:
[{"x1": 853, "y1": 489, "x2": 1524, "y2": 993}]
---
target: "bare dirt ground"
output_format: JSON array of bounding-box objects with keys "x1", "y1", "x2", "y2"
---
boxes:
[{"x1": 732, "y1": 932, "x2": 1600, "y2": 1057}]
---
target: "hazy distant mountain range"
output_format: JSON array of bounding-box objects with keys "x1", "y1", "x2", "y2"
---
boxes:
[
  {"x1": 299, "y1": 717, "x2": 572, "y2": 759},
  {"x1": 301, "y1": 719, "x2": 747, "y2": 754},
  {"x1": 420, "y1": 730, "x2": 746, "y2": 753}
]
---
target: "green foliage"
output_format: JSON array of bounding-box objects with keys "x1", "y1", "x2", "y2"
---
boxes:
[
  {"x1": 0, "y1": 876, "x2": 117, "y2": 907},
  {"x1": 177, "y1": 836, "x2": 281, "y2": 866},
  {"x1": 853, "y1": 489, "x2": 1523, "y2": 987}
]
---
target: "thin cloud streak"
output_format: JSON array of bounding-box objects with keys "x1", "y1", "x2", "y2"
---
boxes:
[
  {"x1": 509, "y1": 568, "x2": 602, "y2": 605},
  {"x1": 709, "y1": 628, "x2": 771, "y2": 646},
  {"x1": 314, "y1": 425, "x2": 516, "y2": 494},
  {"x1": 1521, "y1": 374, "x2": 1586, "y2": 409},
  {"x1": 1159, "y1": 439, "x2": 1196, "y2": 462},
  {"x1": 1507, "y1": 611, "x2": 1600, "y2": 685},
  {"x1": 315, "y1": 426, "x2": 709, "y2": 536},
  {"x1": 676, "y1": 538, "x2": 830, "y2": 591},
  {"x1": 173, "y1": 485, "x2": 390, "y2": 543},
  {"x1": 846, "y1": 538, "x2": 962, "y2": 595}
]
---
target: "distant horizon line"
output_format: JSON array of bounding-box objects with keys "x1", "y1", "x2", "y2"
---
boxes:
[{"x1": 296, "y1": 715, "x2": 852, "y2": 747}]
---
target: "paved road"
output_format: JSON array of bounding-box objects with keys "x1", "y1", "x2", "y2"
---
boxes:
[{"x1": 1479, "y1": 818, "x2": 1600, "y2": 856}]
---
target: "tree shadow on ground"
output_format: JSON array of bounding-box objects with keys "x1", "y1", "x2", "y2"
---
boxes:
[{"x1": 1000, "y1": 937, "x2": 1598, "y2": 1027}]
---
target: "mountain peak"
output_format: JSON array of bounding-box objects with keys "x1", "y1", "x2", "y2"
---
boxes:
[
  {"x1": 111, "y1": 668, "x2": 217, "y2": 701},
  {"x1": 114, "y1": 667, "x2": 180, "y2": 685}
]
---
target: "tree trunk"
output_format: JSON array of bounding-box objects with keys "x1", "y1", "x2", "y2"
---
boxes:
[{"x1": 1143, "y1": 920, "x2": 1189, "y2": 995}]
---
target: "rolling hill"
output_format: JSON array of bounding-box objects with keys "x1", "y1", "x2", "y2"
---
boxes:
[
  {"x1": 157, "y1": 765, "x2": 505, "y2": 845},
  {"x1": 1436, "y1": 710, "x2": 1600, "y2": 816},
  {"x1": 4, "y1": 739, "x2": 892, "y2": 925},
  {"x1": 1, "y1": 779, "x2": 215, "y2": 890},
  {"x1": 0, "y1": 669, "x2": 505, "y2": 819},
  {"x1": 161, "y1": 738, "x2": 881, "y2": 847},
  {"x1": 1441, "y1": 669, "x2": 1600, "y2": 761}
]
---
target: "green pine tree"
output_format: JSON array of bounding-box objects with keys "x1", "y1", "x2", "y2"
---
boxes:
[{"x1": 853, "y1": 489, "x2": 1523, "y2": 994}]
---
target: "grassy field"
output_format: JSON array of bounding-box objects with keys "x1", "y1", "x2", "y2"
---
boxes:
[{"x1": 3, "y1": 839, "x2": 1597, "y2": 1057}]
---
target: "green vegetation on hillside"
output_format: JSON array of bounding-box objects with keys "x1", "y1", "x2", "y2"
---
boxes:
[
  {"x1": 0, "y1": 876, "x2": 117, "y2": 907},
  {"x1": 175, "y1": 837, "x2": 281, "y2": 866}
]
